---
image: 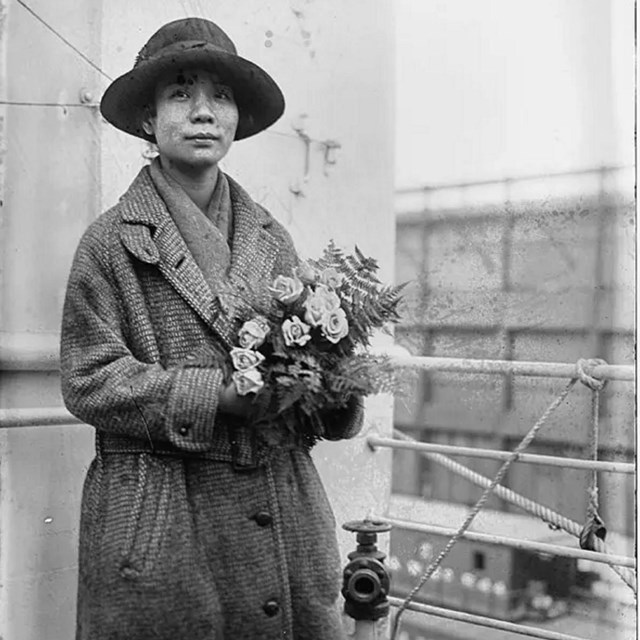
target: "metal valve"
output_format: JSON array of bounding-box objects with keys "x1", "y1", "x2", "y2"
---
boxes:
[{"x1": 342, "y1": 519, "x2": 392, "y2": 621}]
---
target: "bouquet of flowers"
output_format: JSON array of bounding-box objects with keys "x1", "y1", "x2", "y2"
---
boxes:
[{"x1": 229, "y1": 241, "x2": 405, "y2": 446}]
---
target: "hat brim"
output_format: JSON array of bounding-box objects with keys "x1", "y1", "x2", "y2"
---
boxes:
[{"x1": 100, "y1": 44, "x2": 285, "y2": 141}]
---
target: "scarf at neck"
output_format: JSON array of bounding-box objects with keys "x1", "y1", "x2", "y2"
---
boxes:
[{"x1": 149, "y1": 158, "x2": 233, "y2": 294}]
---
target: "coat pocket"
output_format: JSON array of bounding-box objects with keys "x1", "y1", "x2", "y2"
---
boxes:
[
  {"x1": 118, "y1": 454, "x2": 172, "y2": 580},
  {"x1": 78, "y1": 457, "x2": 105, "y2": 570}
]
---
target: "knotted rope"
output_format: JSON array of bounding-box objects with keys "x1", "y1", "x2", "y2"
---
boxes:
[
  {"x1": 576, "y1": 360, "x2": 608, "y2": 553},
  {"x1": 575, "y1": 358, "x2": 608, "y2": 392},
  {"x1": 389, "y1": 378, "x2": 577, "y2": 640},
  {"x1": 392, "y1": 429, "x2": 637, "y2": 592}
]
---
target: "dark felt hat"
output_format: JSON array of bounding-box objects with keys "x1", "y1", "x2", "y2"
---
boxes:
[{"x1": 100, "y1": 18, "x2": 285, "y2": 141}]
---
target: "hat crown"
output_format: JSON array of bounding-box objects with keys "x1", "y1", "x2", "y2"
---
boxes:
[{"x1": 135, "y1": 18, "x2": 237, "y2": 66}]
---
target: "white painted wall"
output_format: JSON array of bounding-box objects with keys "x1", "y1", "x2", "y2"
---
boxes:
[{"x1": 1, "y1": 1, "x2": 100, "y2": 638}]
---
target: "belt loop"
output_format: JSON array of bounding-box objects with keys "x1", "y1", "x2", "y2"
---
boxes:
[{"x1": 228, "y1": 421, "x2": 259, "y2": 472}]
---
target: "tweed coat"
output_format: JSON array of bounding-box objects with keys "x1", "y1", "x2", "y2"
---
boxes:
[{"x1": 60, "y1": 166, "x2": 363, "y2": 640}]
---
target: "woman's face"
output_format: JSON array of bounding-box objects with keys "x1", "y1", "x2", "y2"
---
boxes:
[{"x1": 144, "y1": 68, "x2": 239, "y2": 172}]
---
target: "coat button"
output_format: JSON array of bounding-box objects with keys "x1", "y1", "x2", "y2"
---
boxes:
[
  {"x1": 178, "y1": 425, "x2": 191, "y2": 436},
  {"x1": 253, "y1": 511, "x2": 273, "y2": 527},
  {"x1": 263, "y1": 600, "x2": 280, "y2": 617}
]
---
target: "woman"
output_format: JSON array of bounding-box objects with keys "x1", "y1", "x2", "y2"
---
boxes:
[{"x1": 61, "y1": 17, "x2": 362, "y2": 640}]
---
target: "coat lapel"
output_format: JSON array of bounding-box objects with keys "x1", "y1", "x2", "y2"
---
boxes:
[
  {"x1": 118, "y1": 168, "x2": 236, "y2": 348},
  {"x1": 226, "y1": 175, "x2": 280, "y2": 310}
]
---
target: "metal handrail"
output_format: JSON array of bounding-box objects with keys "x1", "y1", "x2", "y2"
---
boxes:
[
  {"x1": 368, "y1": 436, "x2": 636, "y2": 474},
  {"x1": 0, "y1": 407, "x2": 81, "y2": 428},
  {"x1": 1, "y1": 333, "x2": 635, "y2": 381},
  {"x1": 379, "y1": 515, "x2": 636, "y2": 568},
  {"x1": 0, "y1": 353, "x2": 635, "y2": 431},
  {"x1": 395, "y1": 165, "x2": 633, "y2": 195},
  {"x1": 387, "y1": 597, "x2": 590, "y2": 640},
  {"x1": 388, "y1": 355, "x2": 635, "y2": 381},
  {"x1": 0, "y1": 331, "x2": 60, "y2": 371}
]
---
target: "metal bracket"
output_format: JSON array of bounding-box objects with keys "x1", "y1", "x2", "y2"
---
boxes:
[
  {"x1": 289, "y1": 115, "x2": 342, "y2": 196},
  {"x1": 290, "y1": 114, "x2": 311, "y2": 197},
  {"x1": 322, "y1": 139, "x2": 341, "y2": 176}
]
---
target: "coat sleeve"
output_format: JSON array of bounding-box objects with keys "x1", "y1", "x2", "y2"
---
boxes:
[
  {"x1": 60, "y1": 225, "x2": 224, "y2": 453},
  {"x1": 320, "y1": 395, "x2": 365, "y2": 441}
]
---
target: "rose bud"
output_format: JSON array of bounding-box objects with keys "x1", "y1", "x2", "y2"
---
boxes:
[
  {"x1": 294, "y1": 261, "x2": 318, "y2": 285},
  {"x1": 319, "y1": 267, "x2": 344, "y2": 289}
]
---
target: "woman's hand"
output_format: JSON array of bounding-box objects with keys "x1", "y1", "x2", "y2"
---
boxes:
[{"x1": 218, "y1": 381, "x2": 254, "y2": 417}]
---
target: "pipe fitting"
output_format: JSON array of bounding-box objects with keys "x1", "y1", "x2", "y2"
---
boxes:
[{"x1": 342, "y1": 519, "x2": 392, "y2": 621}]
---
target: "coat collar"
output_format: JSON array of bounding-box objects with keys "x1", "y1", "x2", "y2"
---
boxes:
[
  {"x1": 118, "y1": 166, "x2": 280, "y2": 348},
  {"x1": 119, "y1": 166, "x2": 274, "y2": 230}
]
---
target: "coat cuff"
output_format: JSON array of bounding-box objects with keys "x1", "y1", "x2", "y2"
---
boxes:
[
  {"x1": 166, "y1": 367, "x2": 224, "y2": 451},
  {"x1": 321, "y1": 395, "x2": 364, "y2": 441}
]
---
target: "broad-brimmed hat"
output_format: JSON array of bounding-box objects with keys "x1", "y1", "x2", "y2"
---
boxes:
[{"x1": 100, "y1": 18, "x2": 285, "y2": 141}]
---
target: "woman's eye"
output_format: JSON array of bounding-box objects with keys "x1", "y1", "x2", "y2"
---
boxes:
[
  {"x1": 216, "y1": 89, "x2": 233, "y2": 100},
  {"x1": 171, "y1": 89, "x2": 189, "y2": 99}
]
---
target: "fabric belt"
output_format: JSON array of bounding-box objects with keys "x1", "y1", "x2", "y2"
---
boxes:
[{"x1": 97, "y1": 425, "x2": 261, "y2": 470}]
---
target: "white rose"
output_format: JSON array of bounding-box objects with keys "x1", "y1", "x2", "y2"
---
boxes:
[
  {"x1": 303, "y1": 284, "x2": 341, "y2": 326},
  {"x1": 282, "y1": 316, "x2": 312, "y2": 347},
  {"x1": 268, "y1": 274, "x2": 304, "y2": 304},
  {"x1": 232, "y1": 369, "x2": 264, "y2": 395},
  {"x1": 238, "y1": 317, "x2": 270, "y2": 349},
  {"x1": 230, "y1": 347, "x2": 265, "y2": 372},
  {"x1": 320, "y1": 308, "x2": 349, "y2": 344}
]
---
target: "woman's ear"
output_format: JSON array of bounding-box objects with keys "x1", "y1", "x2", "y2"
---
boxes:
[
  {"x1": 141, "y1": 105, "x2": 156, "y2": 137},
  {"x1": 141, "y1": 119, "x2": 154, "y2": 137}
]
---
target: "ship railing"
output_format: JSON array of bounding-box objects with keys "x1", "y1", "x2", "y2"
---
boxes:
[
  {"x1": 0, "y1": 345, "x2": 635, "y2": 640},
  {"x1": 364, "y1": 353, "x2": 635, "y2": 640}
]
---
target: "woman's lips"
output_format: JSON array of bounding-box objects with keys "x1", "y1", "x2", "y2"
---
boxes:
[{"x1": 185, "y1": 133, "x2": 217, "y2": 140}]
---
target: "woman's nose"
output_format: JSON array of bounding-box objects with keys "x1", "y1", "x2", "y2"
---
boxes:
[{"x1": 190, "y1": 92, "x2": 215, "y2": 123}]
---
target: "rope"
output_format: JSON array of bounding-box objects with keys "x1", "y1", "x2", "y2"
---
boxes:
[
  {"x1": 575, "y1": 358, "x2": 608, "y2": 391},
  {"x1": 390, "y1": 432, "x2": 637, "y2": 592},
  {"x1": 389, "y1": 378, "x2": 577, "y2": 640},
  {"x1": 575, "y1": 360, "x2": 616, "y2": 577},
  {"x1": 393, "y1": 429, "x2": 636, "y2": 593},
  {"x1": 390, "y1": 355, "x2": 637, "y2": 601},
  {"x1": 392, "y1": 430, "x2": 576, "y2": 531},
  {"x1": 579, "y1": 387, "x2": 607, "y2": 551},
  {"x1": 15, "y1": 0, "x2": 113, "y2": 81}
]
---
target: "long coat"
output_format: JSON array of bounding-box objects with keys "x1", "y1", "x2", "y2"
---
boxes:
[{"x1": 60, "y1": 166, "x2": 363, "y2": 640}]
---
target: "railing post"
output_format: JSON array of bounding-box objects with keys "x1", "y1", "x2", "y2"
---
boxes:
[{"x1": 342, "y1": 519, "x2": 392, "y2": 639}]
